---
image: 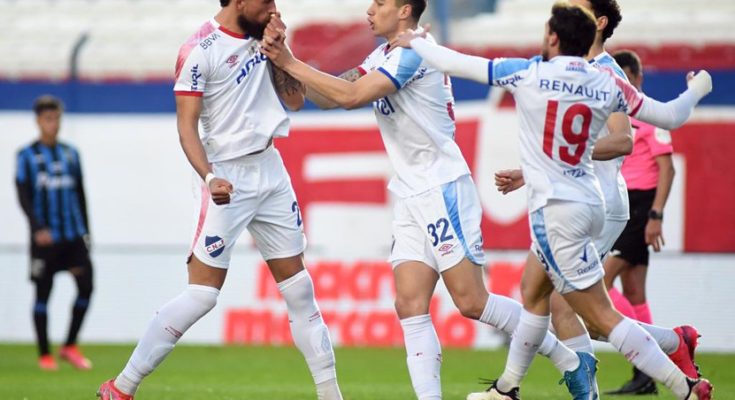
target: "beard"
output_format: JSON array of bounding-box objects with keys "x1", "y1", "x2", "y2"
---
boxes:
[{"x1": 237, "y1": 14, "x2": 267, "y2": 40}]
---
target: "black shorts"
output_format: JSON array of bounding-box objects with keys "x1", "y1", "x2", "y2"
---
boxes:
[
  {"x1": 611, "y1": 189, "x2": 656, "y2": 266},
  {"x1": 30, "y1": 237, "x2": 92, "y2": 282}
]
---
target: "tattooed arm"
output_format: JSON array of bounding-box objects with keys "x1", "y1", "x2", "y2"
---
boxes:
[
  {"x1": 306, "y1": 68, "x2": 364, "y2": 110},
  {"x1": 271, "y1": 64, "x2": 306, "y2": 111}
]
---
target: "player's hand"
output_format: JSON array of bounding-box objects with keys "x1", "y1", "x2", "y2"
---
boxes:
[
  {"x1": 495, "y1": 169, "x2": 525, "y2": 194},
  {"x1": 645, "y1": 218, "x2": 665, "y2": 252},
  {"x1": 265, "y1": 12, "x2": 287, "y2": 43},
  {"x1": 391, "y1": 23, "x2": 430, "y2": 48},
  {"x1": 686, "y1": 70, "x2": 713, "y2": 98},
  {"x1": 208, "y1": 177, "x2": 234, "y2": 205},
  {"x1": 261, "y1": 34, "x2": 294, "y2": 68},
  {"x1": 33, "y1": 229, "x2": 53, "y2": 247}
]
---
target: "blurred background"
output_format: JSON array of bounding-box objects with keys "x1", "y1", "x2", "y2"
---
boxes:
[{"x1": 1, "y1": 0, "x2": 734, "y2": 352}]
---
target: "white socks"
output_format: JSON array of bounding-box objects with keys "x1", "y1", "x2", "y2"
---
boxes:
[
  {"x1": 562, "y1": 334, "x2": 595, "y2": 354},
  {"x1": 608, "y1": 318, "x2": 690, "y2": 398},
  {"x1": 637, "y1": 322, "x2": 680, "y2": 354},
  {"x1": 278, "y1": 270, "x2": 342, "y2": 400},
  {"x1": 480, "y1": 294, "x2": 579, "y2": 375},
  {"x1": 497, "y1": 310, "x2": 553, "y2": 393},
  {"x1": 116, "y1": 284, "x2": 220, "y2": 395},
  {"x1": 400, "y1": 314, "x2": 442, "y2": 400},
  {"x1": 479, "y1": 293, "x2": 521, "y2": 334}
]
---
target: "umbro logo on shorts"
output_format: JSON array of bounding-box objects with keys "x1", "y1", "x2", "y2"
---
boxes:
[{"x1": 205, "y1": 235, "x2": 226, "y2": 258}]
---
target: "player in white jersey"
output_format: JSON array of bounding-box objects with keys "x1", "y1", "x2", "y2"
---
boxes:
[
  {"x1": 97, "y1": 2, "x2": 343, "y2": 400},
  {"x1": 494, "y1": 0, "x2": 704, "y2": 390},
  {"x1": 258, "y1": 1, "x2": 603, "y2": 399},
  {"x1": 394, "y1": 3, "x2": 713, "y2": 400}
]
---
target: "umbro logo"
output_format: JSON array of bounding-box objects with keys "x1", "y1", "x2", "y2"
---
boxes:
[{"x1": 226, "y1": 54, "x2": 239, "y2": 68}]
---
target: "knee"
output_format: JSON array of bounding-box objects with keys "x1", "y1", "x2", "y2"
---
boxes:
[
  {"x1": 395, "y1": 296, "x2": 431, "y2": 319},
  {"x1": 622, "y1": 285, "x2": 646, "y2": 304},
  {"x1": 453, "y1": 293, "x2": 485, "y2": 320},
  {"x1": 187, "y1": 285, "x2": 219, "y2": 312}
]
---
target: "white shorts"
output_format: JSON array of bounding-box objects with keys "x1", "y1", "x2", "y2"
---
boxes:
[
  {"x1": 189, "y1": 146, "x2": 306, "y2": 268},
  {"x1": 595, "y1": 219, "x2": 627, "y2": 261},
  {"x1": 390, "y1": 174, "x2": 486, "y2": 273},
  {"x1": 530, "y1": 200, "x2": 605, "y2": 294}
]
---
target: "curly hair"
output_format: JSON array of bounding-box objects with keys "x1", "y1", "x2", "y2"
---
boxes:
[{"x1": 587, "y1": 0, "x2": 622, "y2": 42}]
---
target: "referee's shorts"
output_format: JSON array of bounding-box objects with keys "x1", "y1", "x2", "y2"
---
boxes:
[{"x1": 610, "y1": 189, "x2": 656, "y2": 266}]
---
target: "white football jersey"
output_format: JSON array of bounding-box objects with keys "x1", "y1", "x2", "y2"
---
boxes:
[
  {"x1": 489, "y1": 55, "x2": 645, "y2": 212},
  {"x1": 174, "y1": 19, "x2": 289, "y2": 163},
  {"x1": 590, "y1": 51, "x2": 630, "y2": 221},
  {"x1": 358, "y1": 34, "x2": 469, "y2": 198}
]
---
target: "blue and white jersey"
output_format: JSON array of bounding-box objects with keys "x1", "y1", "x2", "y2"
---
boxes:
[
  {"x1": 489, "y1": 55, "x2": 645, "y2": 212},
  {"x1": 358, "y1": 34, "x2": 469, "y2": 198},
  {"x1": 590, "y1": 51, "x2": 631, "y2": 221}
]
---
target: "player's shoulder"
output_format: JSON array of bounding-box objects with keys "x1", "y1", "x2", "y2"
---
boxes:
[
  {"x1": 17, "y1": 141, "x2": 39, "y2": 157},
  {"x1": 591, "y1": 52, "x2": 628, "y2": 81},
  {"x1": 177, "y1": 20, "x2": 220, "y2": 60}
]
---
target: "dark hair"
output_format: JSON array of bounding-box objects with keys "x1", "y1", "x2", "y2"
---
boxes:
[
  {"x1": 548, "y1": 2, "x2": 597, "y2": 57},
  {"x1": 33, "y1": 95, "x2": 63, "y2": 116},
  {"x1": 396, "y1": 0, "x2": 427, "y2": 21},
  {"x1": 220, "y1": 0, "x2": 230, "y2": 7},
  {"x1": 587, "y1": 0, "x2": 622, "y2": 42},
  {"x1": 613, "y1": 50, "x2": 642, "y2": 77}
]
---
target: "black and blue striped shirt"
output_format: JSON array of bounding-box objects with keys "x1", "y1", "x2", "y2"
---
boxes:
[{"x1": 15, "y1": 141, "x2": 89, "y2": 242}]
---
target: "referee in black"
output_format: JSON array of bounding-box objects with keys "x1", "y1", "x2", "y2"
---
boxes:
[{"x1": 15, "y1": 95, "x2": 94, "y2": 370}]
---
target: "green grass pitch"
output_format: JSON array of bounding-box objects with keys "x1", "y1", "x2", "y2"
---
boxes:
[{"x1": 0, "y1": 344, "x2": 732, "y2": 399}]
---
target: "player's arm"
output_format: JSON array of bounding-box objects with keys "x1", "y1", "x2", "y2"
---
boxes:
[
  {"x1": 271, "y1": 64, "x2": 305, "y2": 111},
  {"x1": 175, "y1": 95, "x2": 233, "y2": 205},
  {"x1": 261, "y1": 38, "x2": 396, "y2": 109},
  {"x1": 15, "y1": 152, "x2": 45, "y2": 233},
  {"x1": 395, "y1": 31, "x2": 490, "y2": 84},
  {"x1": 72, "y1": 149, "x2": 90, "y2": 236},
  {"x1": 623, "y1": 71, "x2": 712, "y2": 130},
  {"x1": 306, "y1": 68, "x2": 364, "y2": 110},
  {"x1": 592, "y1": 112, "x2": 633, "y2": 160},
  {"x1": 646, "y1": 153, "x2": 675, "y2": 251}
]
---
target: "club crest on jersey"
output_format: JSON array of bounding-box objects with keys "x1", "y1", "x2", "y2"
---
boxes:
[
  {"x1": 566, "y1": 61, "x2": 587, "y2": 73},
  {"x1": 205, "y1": 235, "x2": 225, "y2": 258},
  {"x1": 236, "y1": 52, "x2": 268, "y2": 84},
  {"x1": 225, "y1": 55, "x2": 239, "y2": 68}
]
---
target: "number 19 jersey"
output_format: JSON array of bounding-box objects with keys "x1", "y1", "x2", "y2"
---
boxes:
[{"x1": 489, "y1": 55, "x2": 644, "y2": 212}]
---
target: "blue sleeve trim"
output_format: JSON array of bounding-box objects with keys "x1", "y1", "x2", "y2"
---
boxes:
[
  {"x1": 493, "y1": 58, "x2": 533, "y2": 80},
  {"x1": 393, "y1": 48, "x2": 422, "y2": 87},
  {"x1": 487, "y1": 60, "x2": 493, "y2": 85},
  {"x1": 378, "y1": 67, "x2": 401, "y2": 90}
]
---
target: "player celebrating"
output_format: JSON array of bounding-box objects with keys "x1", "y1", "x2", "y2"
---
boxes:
[
  {"x1": 259, "y1": 1, "x2": 603, "y2": 399},
  {"x1": 97, "y1": 1, "x2": 343, "y2": 399},
  {"x1": 393, "y1": 2, "x2": 713, "y2": 400},
  {"x1": 493, "y1": 0, "x2": 702, "y2": 390}
]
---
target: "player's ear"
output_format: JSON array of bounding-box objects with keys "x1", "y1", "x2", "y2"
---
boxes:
[
  {"x1": 596, "y1": 15, "x2": 608, "y2": 34},
  {"x1": 399, "y1": 3, "x2": 412, "y2": 20}
]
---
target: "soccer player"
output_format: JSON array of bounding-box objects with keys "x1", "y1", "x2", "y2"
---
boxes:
[
  {"x1": 393, "y1": 3, "x2": 713, "y2": 400},
  {"x1": 604, "y1": 49, "x2": 678, "y2": 395},
  {"x1": 15, "y1": 95, "x2": 94, "y2": 371},
  {"x1": 96, "y1": 1, "x2": 343, "y2": 399},
  {"x1": 260, "y1": 1, "x2": 598, "y2": 399},
  {"x1": 494, "y1": 0, "x2": 701, "y2": 387}
]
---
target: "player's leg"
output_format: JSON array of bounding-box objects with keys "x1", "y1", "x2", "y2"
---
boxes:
[
  {"x1": 394, "y1": 260, "x2": 442, "y2": 400},
  {"x1": 604, "y1": 255, "x2": 637, "y2": 319},
  {"x1": 492, "y1": 252, "x2": 558, "y2": 397},
  {"x1": 563, "y1": 280, "x2": 712, "y2": 399},
  {"x1": 59, "y1": 238, "x2": 94, "y2": 369},
  {"x1": 32, "y1": 273, "x2": 56, "y2": 370},
  {"x1": 248, "y1": 148, "x2": 342, "y2": 400},
  {"x1": 390, "y1": 192, "x2": 444, "y2": 400},
  {"x1": 101, "y1": 165, "x2": 252, "y2": 399}
]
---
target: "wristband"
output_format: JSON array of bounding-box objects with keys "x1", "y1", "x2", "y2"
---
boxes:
[{"x1": 205, "y1": 173, "x2": 215, "y2": 186}]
